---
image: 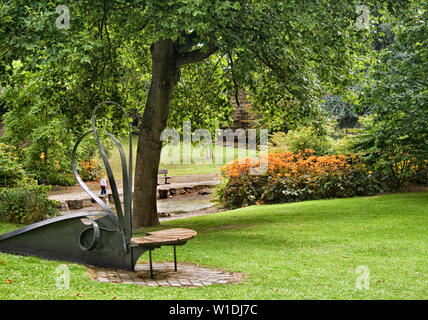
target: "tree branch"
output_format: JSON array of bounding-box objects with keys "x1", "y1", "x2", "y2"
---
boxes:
[
  {"x1": 256, "y1": 46, "x2": 295, "y2": 96},
  {"x1": 228, "y1": 51, "x2": 241, "y2": 107},
  {"x1": 176, "y1": 31, "x2": 200, "y2": 53},
  {"x1": 176, "y1": 38, "x2": 217, "y2": 68}
]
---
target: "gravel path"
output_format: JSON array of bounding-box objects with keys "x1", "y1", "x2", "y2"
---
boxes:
[{"x1": 49, "y1": 174, "x2": 225, "y2": 220}]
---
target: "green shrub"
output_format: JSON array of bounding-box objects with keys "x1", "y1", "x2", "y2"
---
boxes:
[
  {"x1": 0, "y1": 143, "x2": 35, "y2": 187},
  {"x1": 331, "y1": 135, "x2": 356, "y2": 155},
  {"x1": 351, "y1": 116, "x2": 428, "y2": 188},
  {"x1": 0, "y1": 186, "x2": 59, "y2": 224},
  {"x1": 43, "y1": 171, "x2": 76, "y2": 186},
  {"x1": 269, "y1": 127, "x2": 331, "y2": 155},
  {"x1": 0, "y1": 143, "x2": 59, "y2": 224}
]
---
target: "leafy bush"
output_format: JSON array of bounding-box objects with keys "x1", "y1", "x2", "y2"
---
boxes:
[
  {"x1": 217, "y1": 150, "x2": 383, "y2": 208},
  {"x1": 0, "y1": 143, "x2": 58, "y2": 223},
  {"x1": 0, "y1": 143, "x2": 37, "y2": 187},
  {"x1": 351, "y1": 117, "x2": 428, "y2": 189},
  {"x1": 43, "y1": 171, "x2": 76, "y2": 186},
  {"x1": 0, "y1": 186, "x2": 59, "y2": 224},
  {"x1": 331, "y1": 134, "x2": 356, "y2": 155},
  {"x1": 269, "y1": 127, "x2": 331, "y2": 155}
]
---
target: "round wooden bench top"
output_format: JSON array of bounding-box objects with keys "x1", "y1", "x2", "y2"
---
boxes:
[{"x1": 131, "y1": 228, "x2": 197, "y2": 247}]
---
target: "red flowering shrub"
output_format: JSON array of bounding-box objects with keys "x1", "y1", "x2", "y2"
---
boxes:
[{"x1": 217, "y1": 149, "x2": 382, "y2": 208}]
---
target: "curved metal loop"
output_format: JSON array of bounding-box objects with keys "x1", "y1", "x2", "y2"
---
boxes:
[
  {"x1": 78, "y1": 219, "x2": 101, "y2": 251},
  {"x1": 71, "y1": 130, "x2": 119, "y2": 226},
  {"x1": 92, "y1": 101, "x2": 133, "y2": 198},
  {"x1": 71, "y1": 101, "x2": 134, "y2": 252},
  {"x1": 91, "y1": 102, "x2": 133, "y2": 238}
]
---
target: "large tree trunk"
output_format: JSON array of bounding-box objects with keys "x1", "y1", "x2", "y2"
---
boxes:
[
  {"x1": 132, "y1": 34, "x2": 216, "y2": 228},
  {"x1": 133, "y1": 39, "x2": 180, "y2": 228}
]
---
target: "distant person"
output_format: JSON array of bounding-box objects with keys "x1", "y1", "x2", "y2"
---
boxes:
[{"x1": 100, "y1": 177, "x2": 107, "y2": 195}]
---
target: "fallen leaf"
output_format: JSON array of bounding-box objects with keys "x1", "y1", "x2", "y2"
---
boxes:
[
  {"x1": 76, "y1": 293, "x2": 84, "y2": 297},
  {"x1": 111, "y1": 296, "x2": 117, "y2": 300}
]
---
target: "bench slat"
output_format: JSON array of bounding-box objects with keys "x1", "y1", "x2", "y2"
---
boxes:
[{"x1": 131, "y1": 228, "x2": 197, "y2": 247}]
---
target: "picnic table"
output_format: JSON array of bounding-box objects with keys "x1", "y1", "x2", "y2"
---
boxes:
[{"x1": 131, "y1": 228, "x2": 197, "y2": 278}]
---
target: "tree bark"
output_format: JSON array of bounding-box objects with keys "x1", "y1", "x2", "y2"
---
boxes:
[
  {"x1": 133, "y1": 39, "x2": 180, "y2": 228},
  {"x1": 133, "y1": 36, "x2": 217, "y2": 228}
]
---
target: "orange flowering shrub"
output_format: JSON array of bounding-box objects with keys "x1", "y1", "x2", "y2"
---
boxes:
[
  {"x1": 217, "y1": 149, "x2": 381, "y2": 208},
  {"x1": 79, "y1": 158, "x2": 103, "y2": 181}
]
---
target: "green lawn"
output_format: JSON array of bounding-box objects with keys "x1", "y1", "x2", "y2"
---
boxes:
[
  {"x1": 107, "y1": 135, "x2": 257, "y2": 177},
  {"x1": 0, "y1": 192, "x2": 427, "y2": 299}
]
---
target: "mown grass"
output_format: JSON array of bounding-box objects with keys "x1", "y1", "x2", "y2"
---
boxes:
[
  {"x1": 107, "y1": 135, "x2": 256, "y2": 177},
  {"x1": 0, "y1": 192, "x2": 427, "y2": 300}
]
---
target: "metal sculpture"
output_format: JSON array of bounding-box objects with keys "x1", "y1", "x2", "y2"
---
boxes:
[{"x1": 0, "y1": 101, "x2": 147, "y2": 270}]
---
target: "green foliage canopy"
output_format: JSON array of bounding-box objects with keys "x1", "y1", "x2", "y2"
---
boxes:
[{"x1": 352, "y1": 4, "x2": 428, "y2": 186}]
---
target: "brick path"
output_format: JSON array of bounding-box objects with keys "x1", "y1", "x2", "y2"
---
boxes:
[{"x1": 88, "y1": 262, "x2": 244, "y2": 287}]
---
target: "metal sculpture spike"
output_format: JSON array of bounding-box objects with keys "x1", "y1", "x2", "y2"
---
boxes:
[{"x1": 0, "y1": 101, "x2": 147, "y2": 270}]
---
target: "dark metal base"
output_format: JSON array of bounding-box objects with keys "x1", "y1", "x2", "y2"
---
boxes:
[{"x1": 0, "y1": 212, "x2": 147, "y2": 271}]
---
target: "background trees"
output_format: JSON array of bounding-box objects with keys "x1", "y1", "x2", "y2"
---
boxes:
[
  {"x1": 352, "y1": 3, "x2": 428, "y2": 187},
  {"x1": 128, "y1": 0, "x2": 404, "y2": 227},
  {"x1": 0, "y1": 1, "x2": 420, "y2": 227}
]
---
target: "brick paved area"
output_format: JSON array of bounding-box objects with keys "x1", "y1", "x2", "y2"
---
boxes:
[{"x1": 88, "y1": 262, "x2": 244, "y2": 287}]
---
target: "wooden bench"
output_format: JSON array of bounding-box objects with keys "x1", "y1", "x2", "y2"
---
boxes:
[
  {"x1": 157, "y1": 169, "x2": 171, "y2": 185},
  {"x1": 131, "y1": 228, "x2": 197, "y2": 278}
]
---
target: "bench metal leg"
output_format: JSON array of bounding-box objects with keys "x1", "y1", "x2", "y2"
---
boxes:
[
  {"x1": 174, "y1": 245, "x2": 177, "y2": 271},
  {"x1": 149, "y1": 249, "x2": 153, "y2": 279}
]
